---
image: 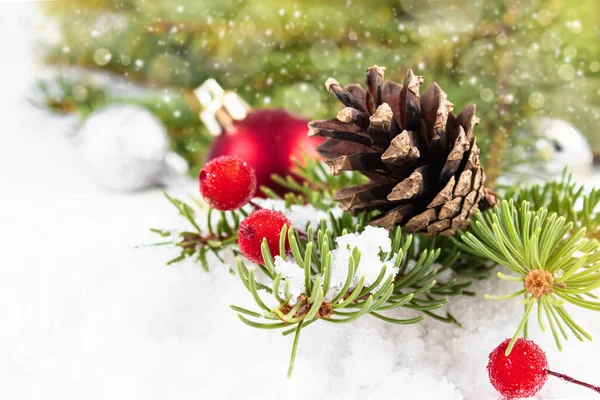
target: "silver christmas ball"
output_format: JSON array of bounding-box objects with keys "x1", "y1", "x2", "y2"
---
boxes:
[
  {"x1": 77, "y1": 104, "x2": 185, "y2": 191},
  {"x1": 534, "y1": 117, "x2": 594, "y2": 179}
]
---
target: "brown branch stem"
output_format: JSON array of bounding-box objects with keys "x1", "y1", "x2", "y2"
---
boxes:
[{"x1": 547, "y1": 370, "x2": 600, "y2": 394}]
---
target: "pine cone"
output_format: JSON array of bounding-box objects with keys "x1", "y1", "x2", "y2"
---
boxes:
[{"x1": 309, "y1": 66, "x2": 498, "y2": 236}]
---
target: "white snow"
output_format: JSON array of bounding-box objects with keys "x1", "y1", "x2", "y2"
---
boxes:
[
  {"x1": 328, "y1": 226, "x2": 399, "y2": 300},
  {"x1": 252, "y1": 198, "x2": 343, "y2": 233},
  {"x1": 3, "y1": 4, "x2": 600, "y2": 400},
  {"x1": 572, "y1": 250, "x2": 585, "y2": 259},
  {"x1": 274, "y1": 256, "x2": 306, "y2": 304}
]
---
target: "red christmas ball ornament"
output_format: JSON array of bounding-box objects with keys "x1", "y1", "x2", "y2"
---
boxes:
[
  {"x1": 207, "y1": 109, "x2": 320, "y2": 195},
  {"x1": 487, "y1": 338, "x2": 549, "y2": 398},
  {"x1": 198, "y1": 155, "x2": 256, "y2": 211},
  {"x1": 238, "y1": 209, "x2": 291, "y2": 264},
  {"x1": 194, "y1": 80, "x2": 322, "y2": 196}
]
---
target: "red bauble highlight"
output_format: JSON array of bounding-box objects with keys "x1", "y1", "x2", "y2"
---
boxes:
[
  {"x1": 487, "y1": 338, "x2": 549, "y2": 398},
  {"x1": 206, "y1": 109, "x2": 322, "y2": 196},
  {"x1": 198, "y1": 156, "x2": 256, "y2": 211},
  {"x1": 238, "y1": 209, "x2": 291, "y2": 264}
]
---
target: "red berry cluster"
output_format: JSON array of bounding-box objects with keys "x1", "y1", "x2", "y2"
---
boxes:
[{"x1": 198, "y1": 155, "x2": 291, "y2": 264}]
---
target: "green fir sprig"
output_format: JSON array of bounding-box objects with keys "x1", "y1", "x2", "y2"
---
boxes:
[
  {"x1": 459, "y1": 199, "x2": 600, "y2": 355},
  {"x1": 506, "y1": 172, "x2": 600, "y2": 239},
  {"x1": 149, "y1": 192, "x2": 246, "y2": 269},
  {"x1": 151, "y1": 185, "x2": 476, "y2": 375},
  {"x1": 34, "y1": 76, "x2": 110, "y2": 116},
  {"x1": 233, "y1": 223, "x2": 473, "y2": 376}
]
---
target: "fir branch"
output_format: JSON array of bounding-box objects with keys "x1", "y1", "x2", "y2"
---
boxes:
[
  {"x1": 505, "y1": 172, "x2": 600, "y2": 239},
  {"x1": 232, "y1": 224, "x2": 473, "y2": 376},
  {"x1": 150, "y1": 192, "x2": 245, "y2": 270},
  {"x1": 459, "y1": 199, "x2": 600, "y2": 355},
  {"x1": 32, "y1": 76, "x2": 110, "y2": 116},
  {"x1": 154, "y1": 178, "x2": 476, "y2": 375},
  {"x1": 430, "y1": 236, "x2": 496, "y2": 280}
]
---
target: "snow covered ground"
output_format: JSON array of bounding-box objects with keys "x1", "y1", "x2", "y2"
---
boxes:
[{"x1": 2, "y1": 3, "x2": 600, "y2": 399}]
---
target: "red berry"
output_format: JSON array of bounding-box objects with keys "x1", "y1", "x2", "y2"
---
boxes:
[
  {"x1": 238, "y1": 209, "x2": 291, "y2": 264},
  {"x1": 487, "y1": 338, "x2": 549, "y2": 398},
  {"x1": 198, "y1": 156, "x2": 256, "y2": 211}
]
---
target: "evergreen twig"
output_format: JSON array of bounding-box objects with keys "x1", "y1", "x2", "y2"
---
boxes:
[
  {"x1": 149, "y1": 192, "x2": 245, "y2": 270},
  {"x1": 505, "y1": 171, "x2": 600, "y2": 239},
  {"x1": 233, "y1": 224, "x2": 473, "y2": 375},
  {"x1": 459, "y1": 199, "x2": 600, "y2": 355}
]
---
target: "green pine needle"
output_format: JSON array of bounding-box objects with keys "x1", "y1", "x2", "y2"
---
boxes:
[
  {"x1": 263, "y1": 154, "x2": 368, "y2": 211},
  {"x1": 150, "y1": 192, "x2": 244, "y2": 270},
  {"x1": 505, "y1": 171, "x2": 600, "y2": 239},
  {"x1": 459, "y1": 199, "x2": 600, "y2": 354}
]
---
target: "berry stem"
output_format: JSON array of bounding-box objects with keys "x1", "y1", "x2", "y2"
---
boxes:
[{"x1": 547, "y1": 370, "x2": 600, "y2": 394}]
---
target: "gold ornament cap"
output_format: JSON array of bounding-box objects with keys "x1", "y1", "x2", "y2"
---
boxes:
[{"x1": 193, "y1": 79, "x2": 250, "y2": 136}]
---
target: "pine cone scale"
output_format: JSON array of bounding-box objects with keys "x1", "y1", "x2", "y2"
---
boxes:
[
  {"x1": 381, "y1": 130, "x2": 421, "y2": 168},
  {"x1": 334, "y1": 182, "x2": 397, "y2": 209},
  {"x1": 420, "y1": 82, "x2": 452, "y2": 148},
  {"x1": 371, "y1": 204, "x2": 418, "y2": 230},
  {"x1": 326, "y1": 78, "x2": 367, "y2": 112},
  {"x1": 313, "y1": 66, "x2": 498, "y2": 236},
  {"x1": 439, "y1": 196, "x2": 463, "y2": 220},
  {"x1": 405, "y1": 207, "x2": 438, "y2": 232},
  {"x1": 365, "y1": 65, "x2": 386, "y2": 113},
  {"x1": 381, "y1": 81, "x2": 403, "y2": 127},
  {"x1": 428, "y1": 176, "x2": 456, "y2": 209},
  {"x1": 387, "y1": 165, "x2": 431, "y2": 201},
  {"x1": 440, "y1": 127, "x2": 470, "y2": 181}
]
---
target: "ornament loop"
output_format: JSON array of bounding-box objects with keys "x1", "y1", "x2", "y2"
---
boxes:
[{"x1": 194, "y1": 79, "x2": 250, "y2": 136}]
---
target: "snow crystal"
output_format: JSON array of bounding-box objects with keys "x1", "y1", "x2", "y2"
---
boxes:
[
  {"x1": 554, "y1": 268, "x2": 565, "y2": 279},
  {"x1": 328, "y1": 226, "x2": 399, "y2": 301},
  {"x1": 433, "y1": 263, "x2": 454, "y2": 283},
  {"x1": 573, "y1": 250, "x2": 585, "y2": 258},
  {"x1": 274, "y1": 256, "x2": 305, "y2": 305}
]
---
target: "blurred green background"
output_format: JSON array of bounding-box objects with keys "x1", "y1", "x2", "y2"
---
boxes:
[{"x1": 37, "y1": 0, "x2": 600, "y2": 178}]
